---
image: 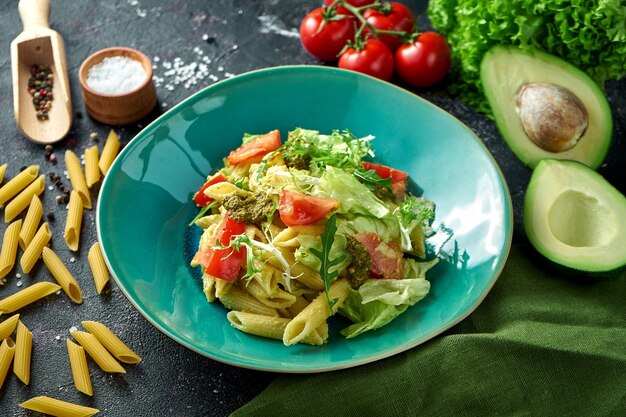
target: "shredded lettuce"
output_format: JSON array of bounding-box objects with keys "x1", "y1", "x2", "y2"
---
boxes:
[
  {"x1": 337, "y1": 215, "x2": 400, "y2": 244},
  {"x1": 394, "y1": 196, "x2": 435, "y2": 256},
  {"x1": 428, "y1": 0, "x2": 626, "y2": 113},
  {"x1": 358, "y1": 278, "x2": 431, "y2": 306},
  {"x1": 314, "y1": 166, "x2": 389, "y2": 218},
  {"x1": 339, "y1": 289, "x2": 408, "y2": 339}
]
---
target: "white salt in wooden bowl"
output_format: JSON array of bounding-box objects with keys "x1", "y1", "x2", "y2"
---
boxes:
[{"x1": 79, "y1": 47, "x2": 156, "y2": 125}]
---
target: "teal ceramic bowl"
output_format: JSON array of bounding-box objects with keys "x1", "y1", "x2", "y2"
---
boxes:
[{"x1": 97, "y1": 66, "x2": 513, "y2": 373}]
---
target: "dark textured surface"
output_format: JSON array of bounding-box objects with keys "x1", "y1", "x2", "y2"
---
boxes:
[{"x1": 0, "y1": 1, "x2": 624, "y2": 416}]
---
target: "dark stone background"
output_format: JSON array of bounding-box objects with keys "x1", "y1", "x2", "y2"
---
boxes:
[{"x1": 0, "y1": 1, "x2": 623, "y2": 416}]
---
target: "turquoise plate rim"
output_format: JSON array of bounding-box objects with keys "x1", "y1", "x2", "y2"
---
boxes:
[{"x1": 97, "y1": 65, "x2": 514, "y2": 373}]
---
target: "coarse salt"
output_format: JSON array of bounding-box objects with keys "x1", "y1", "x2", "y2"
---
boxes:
[{"x1": 87, "y1": 56, "x2": 148, "y2": 95}]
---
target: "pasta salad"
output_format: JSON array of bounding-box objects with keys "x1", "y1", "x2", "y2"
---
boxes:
[{"x1": 189, "y1": 128, "x2": 438, "y2": 346}]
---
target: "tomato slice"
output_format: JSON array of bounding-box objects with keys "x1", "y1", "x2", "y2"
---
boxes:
[
  {"x1": 362, "y1": 162, "x2": 408, "y2": 184},
  {"x1": 227, "y1": 130, "x2": 282, "y2": 166},
  {"x1": 354, "y1": 233, "x2": 404, "y2": 279},
  {"x1": 193, "y1": 173, "x2": 227, "y2": 207},
  {"x1": 195, "y1": 215, "x2": 246, "y2": 282},
  {"x1": 278, "y1": 190, "x2": 340, "y2": 227}
]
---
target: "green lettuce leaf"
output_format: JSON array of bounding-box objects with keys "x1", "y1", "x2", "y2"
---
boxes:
[
  {"x1": 339, "y1": 289, "x2": 408, "y2": 339},
  {"x1": 427, "y1": 0, "x2": 626, "y2": 114},
  {"x1": 358, "y1": 277, "x2": 431, "y2": 306},
  {"x1": 294, "y1": 233, "x2": 350, "y2": 273},
  {"x1": 337, "y1": 215, "x2": 400, "y2": 243},
  {"x1": 314, "y1": 166, "x2": 390, "y2": 218}
]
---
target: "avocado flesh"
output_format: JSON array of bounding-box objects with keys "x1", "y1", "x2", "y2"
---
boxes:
[
  {"x1": 524, "y1": 159, "x2": 626, "y2": 278},
  {"x1": 481, "y1": 46, "x2": 612, "y2": 169}
]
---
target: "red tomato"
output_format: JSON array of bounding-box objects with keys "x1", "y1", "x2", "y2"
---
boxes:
[
  {"x1": 227, "y1": 130, "x2": 282, "y2": 166},
  {"x1": 300, "y1": 7, "x2": 355, "y2": 62},
  {"x1": 278, "y1": 190, "x2": 340, "y2": 227},
  {"x1": 195, "y1": 215, "x2": 247, "y2": 282},
  {"x1": 324, "y1": 0, "x2": 375, "y2": 6},
  {"x1": 363, "y1": 2, "x2": 415, "y2": 51},
  {"x1": 362, "y1": 162, "x2": 408, "y2": 184},
  {"x1": 193, "y1": 173, "x2": 227, "y2": 207},
  {"x1": 395, "y1": 32, "x2": 451, "y2": 87},
  {"x1": 354, "y1": 233, "x2": 403, "y2": 279},
  {"x1": 338, "y1": 38, "x2": 394, "y2": 81}
]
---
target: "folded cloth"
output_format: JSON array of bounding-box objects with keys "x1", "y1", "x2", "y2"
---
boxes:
[{"x1": 232, "y1": 245, "x2": 626, "y2": 417}]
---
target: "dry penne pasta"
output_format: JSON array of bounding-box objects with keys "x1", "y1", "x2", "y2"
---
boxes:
[
  {"x1": 4, "y1": 176, "x2": 44, "y2": 224},
  {"x1": 0, "y1": 337, "x2": 15, "y2": 389},
  {"x1": 81, "y1": 321, "x2": 141, "y2": 364},
  {"x1": 0, "y1": 219, "x2": 22, "y2": 279},
  {"x1": 65, "y1": 150, "x2": 92, "y2": 209},
  {"x1": 227, "y1": 311, "x2": 324, "y2": 346},
  {"x1": 0, "y1": 281, "x2": 61, "y2": 313},
  {"x1": 20, "y1": 222, "x2": 51, "y2": 274},
  {"x1": 98, "y1": 129, "x2": 120, "y2": 176},
  {"x1": 64, "y1": 190, "x2": 84, "y2": 251},
  {"x1": 42, "y1": 247, "x2": 83, "y2": 304},
  {"x1": 18, "y1": 195, "x2": 43, "y2": 250},
  {"x1": 87, "y1": 242, "x2": 109, "y2": 294},
  {"x1": 0, "y1": 165, "x2": 38, "y2": 207},
  {"x1": 66, "y1": 339, "x2": 93, "y2": 396},
  {"x1": 13, "y1": 320, "x2": 32, "y2": 385},
  {"x1": 0, "y1": 314, "x2": 20, "y2": 340},
  {"x1": 0, "y1": 163, "x2": 6, "y2": 184},
  {"x1": 4, "y1": 175, "x2": 44, "y2": 223},
  {"x1": 84, "y1": 145, "x2": 100, "y2": 188},
  {"x1": 71, "y1": 331, "x2": 125, "y2": 373},
  {"x1": 219, "y1": 286, "x2": 279, "y2": 317},
  {"x1": 20, "y1": 396, "x2": 99, "y2": 417},
  {"x1": 283, "y1": 278, "x2": 350, "y2": 346}
]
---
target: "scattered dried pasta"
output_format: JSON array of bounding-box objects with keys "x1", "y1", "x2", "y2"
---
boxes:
[
  {"x1": 18, "y1": 195, "x2": 43, "y2": 250},
  {"x1": 64, "y1": 190, "x2": 84, "y2": 251},
  {"x1": 66, "y1": 339, "x2": 93, "y2": 396},
  {"x1": 13, "y1": 320, "x2": 32, "y2": 385},
  {"x1": 20, "y1": 396, "x2": 99, "y2": 417},
  {"x1": 0, "y1": 219, "x2": 22, "y2": 279},
  {"x1": 71, "y1": 331, "x2": 125, "y2": 373},
  {"x1": 4, "y1": 175, "x2": 44, "y2": 222},
  {"x1": 65, "y1": 150, "x2": 92, "y2": 209},
  {"x1": 0, "y1": 163, "x2": 6, "y2": 184},
  {"x1": 84, "y1": 145, "x2": 101, "y2": 188},
  {"x1": 0, "y1": 337, "x2": 15, "y2": 389},
  {"x1": 81, "y1": 321, "x2": 141, "y2": 364},
  {"x1": 87, "y1": 242, "x2": 109, "y2": 293},
  {"x1": 42, "y1": 247, "x2": 82, "y2": 304},
  {"x1": 0, "y1": 165, "x2": 38, "y2": 207},
  {"x1": 20, "y1": 222, "x2": 51, "y2": 274},
  {"x1": 0, "y1": 314, "x2": 20, "y2": 340},
  {"x1": 0, "y1": 281, "x2": 60, "y2": 313},
  {"x1": 98, "y1": 129, "x2": 120, "y2": 176}
]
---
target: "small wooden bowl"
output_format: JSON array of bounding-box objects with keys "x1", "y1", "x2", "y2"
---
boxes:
[{"x1": 79, "y1": 47, "x2": 156, "y2": 125}]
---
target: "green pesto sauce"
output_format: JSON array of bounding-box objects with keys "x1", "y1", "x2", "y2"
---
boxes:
[
  {"x1": 345, "y1": 235, "x2": 372, "y2": 289},
  {"x1": 223, "y1": 192, "x2": 275, "y2": 224}
]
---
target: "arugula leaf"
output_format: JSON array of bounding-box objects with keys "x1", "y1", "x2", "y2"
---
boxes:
[
  {"x1": 188, "y1": 201, "x2": 218, "y2": 227},
  {"x1": 353, "y1": 168, "x2": 392, "y2": 191},
  {"x1": 309, "y1": 214, "x2": 346, "y2": 311}
]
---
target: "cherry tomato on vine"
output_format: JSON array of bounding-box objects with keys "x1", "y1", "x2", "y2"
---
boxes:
[
  {"x1": 324, "y1": 0, "x2": 375, "y2": 7},
  {"x1": 363, "y1": 2, "x2": 415, "y2": 51},
  {"x1": 395, "y1": 32, "x2": 451, "y2": 87},
  {"x1": 300, "y1": 7, "x2": 355, "y2": 62},
  {"x1": 338, "y1": 38, "x2": 394, "y2": 81}
]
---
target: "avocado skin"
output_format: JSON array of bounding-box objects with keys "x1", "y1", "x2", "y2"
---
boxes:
[
  {"x1": 480, "y1": 46, "x2": 613, "y2": 170},
  {"x1": 528, "y1": 245, "x2": 626, "y2": 282}
]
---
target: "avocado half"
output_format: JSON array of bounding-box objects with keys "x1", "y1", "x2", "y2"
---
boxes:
[
  {"x1": 524, "y1": 159, "x2": 626, "y2": 280},
  {"x1": 481, "y1": 46, "x2": 612, "y2": 169}
]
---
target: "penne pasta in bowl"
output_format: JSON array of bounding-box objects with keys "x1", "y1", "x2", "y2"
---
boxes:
[{"x1": 97, "y1": 66, "x2": 512, "y2": 372}]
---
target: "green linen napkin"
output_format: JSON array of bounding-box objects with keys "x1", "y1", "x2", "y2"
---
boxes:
[{"x1": 232, "y1": 245, "x2": 626, "y2": 417}]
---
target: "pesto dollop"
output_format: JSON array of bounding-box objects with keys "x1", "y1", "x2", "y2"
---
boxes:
[
  {"x1": 345, "y1": 235, "x2": 372, "y2": 289},
  {"x1": 223, "y1": 191, "x2": 275, "y2": 224}
]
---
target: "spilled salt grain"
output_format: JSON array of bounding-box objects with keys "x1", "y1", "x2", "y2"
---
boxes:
[{"x1": 87, "y1": 56, "x2": 148, "y2": 95}]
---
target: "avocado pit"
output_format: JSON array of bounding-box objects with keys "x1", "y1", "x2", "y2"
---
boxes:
[{"x1": 516, "y1": 83, "x2": 589, "y2": 153}]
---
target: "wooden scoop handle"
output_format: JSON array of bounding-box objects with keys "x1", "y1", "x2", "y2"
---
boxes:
[{"x1": 18, "y1": 0, "x2": 50, "y2": 30}]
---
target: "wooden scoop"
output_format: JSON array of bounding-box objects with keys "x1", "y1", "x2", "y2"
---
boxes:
[{"x1": 11, "y1": 0, "x2": 72, "y2": 144}]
